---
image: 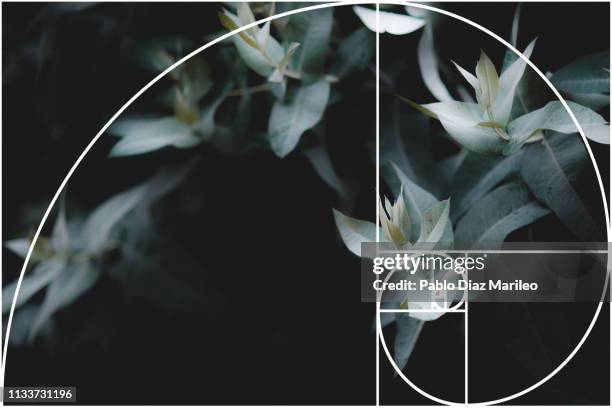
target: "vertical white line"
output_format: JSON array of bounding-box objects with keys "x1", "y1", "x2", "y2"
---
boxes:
[
  {"x1": 0, "y1": 0, "x2": 4, "y2": 379},
  {"x1": 465, "y1": 272, "x2": 469, "y2": 405},
  {"x1": 608, "y1": 5, "x2": 611, "y2": 406},
  {"x1": 375, "y1": 1, "x2": 381, "y2": 407}
]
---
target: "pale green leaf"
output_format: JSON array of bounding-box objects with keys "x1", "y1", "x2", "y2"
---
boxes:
[
  {"x1": 566, "y1": 92, "x2": 609, "y2": 111},
  {"x1": 394, "y1": 314, "x2": 424, "y2": 371},
  {"x1": 304, "y1": 145, "x2": 347, "y2": 198},
  {"x1": 380, "y1": 103, "x2": 437, "y2": 196},
  {"x1": 491, "y1": 39, "x2": 536, "y2": 126},
  {"x1": 453, "y1": 60, "x2": 479, "y2": 91},
  {"x1": 257, "y1": 21, "x2": 271, "y2": 48},
  {"x1": 422, "y1": 100, "x2": 482, "y2": 126},
  {"x1": 29, "y1": 260, "x2": 102, "y2": 340},
  {"x1": 218, "y1": 11, "x2": 259, "y2": 50},
  {"x1": 475, "y1": 51, "x2": 499, "y2": 109},
  {"x1": 82, "y1": 162, "x2": 194, "y2": 253},
  {"x1": 450, "y1": 151, "x2": 524, "y2": 222},
  {"x1": 193, "y1": 89, "x2": 229, "y2": 141},
  {"x1": 51, "y1": 194, "x2": 70, "y2": 252},
  {"x1": 521, "y1": 133, "x2": 604, "y2": 241},
  {"x1": 5, "y1": 239, "x2": 31, "y2": 259},
  {"x1": 455, "y1": 180, "x2": 549, "y2": 246},
  {"x1": 398, "y1": 96, "x2": 438, "y2": 119},
  {"x1": 353, "y1": 6, "x2": 425, "y2": 35},
  {"x1": 550, "y1": 51, "x2": 610, "y2": 94},
  {"x1": 418, "y1": 26, "x2": 453, "y2": 101},
  {"x1": 505, "y1": 101, "x2": 608, "y2": 154},
  {"x1": 331, "y1": 28, "x2": 374, "y2": 78},
  {"x1": 109, "y1": 117, "x2": 200, "y2": 157},
  {"x1": 286, "y1": 8, "x2": 333, "y2": 81},
  {"x1": 237, "y1": 2, "x2": 256, "y2": 26},
  {"x1": 500, "y1": 4, "x2": 522, "y2": 71},
  {"x1": 268, "y1": 78, "x2": 330, "y2": 157},
  {"x1": 2, "y1": 258, "x2": 65, "y2": 314},
  {"x1": 233, "y1": 31, "x2": 284, "y2": 77},
  {"x1": 392, "y1": 163, "x2": 438, "y2": 242},
  {"x1": 422, "y1": 101, "x2": 507, "y2": 155},
  {"x1": 509, "y1": 64, "x2": 550, "y2": 119},
  {"x1": 220, "y1": 9, "x2": 284, "y2": 77},
  {"x1": 332, "y1": 209, "x2": 377, "y2": 256},
  {"x1": 417, "y1": 199, "x2": 453, "y2": 247},
  {"x1": 510, "y1": 4, "x2": 521, "y2": 47}
]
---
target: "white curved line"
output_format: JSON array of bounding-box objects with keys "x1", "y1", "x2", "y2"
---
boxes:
[
  {"x1": 0, "y1": 0, "x2": 363, "y2": 388},
  {"x1": 377, "y1": 2, "x2": 611, "y2": 406}
]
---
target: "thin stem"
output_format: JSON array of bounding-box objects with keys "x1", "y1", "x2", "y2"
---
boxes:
[{"x1": 227, "y1": 83, "x2": 271, "y2": 97}]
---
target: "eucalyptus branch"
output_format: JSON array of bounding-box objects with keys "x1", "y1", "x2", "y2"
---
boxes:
[{"x1": 227, "y1": 83, "x2": 272, "y2": 97}]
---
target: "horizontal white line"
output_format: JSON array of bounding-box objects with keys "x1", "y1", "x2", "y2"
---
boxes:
[
  {"x1": 379, "y1": 309, "x2": 466, "y2": 313},
  {"x1": 376, "y1": 250, "x2": 609, "y2": 254}
]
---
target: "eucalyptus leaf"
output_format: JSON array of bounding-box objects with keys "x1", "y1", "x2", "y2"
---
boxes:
[
  {"x1": 392, "y1": 163, "x2": 438, "y2": 242},
  {"x1": 510, "y1": 65, "x2": 550, "y2": 119},
  {"x1": 331, "y1": 28, "x2": 374, "y2": 78},
  {"x1": 81, "y1": 184, "x2": 150, "y2": 253},
  {"x1": 5, "y1": 237, "x2": 52, "y2": 264},
  {"x1": 304, "y1": 145, "x2": 347, "y2": 198},
  {"x1": 475, "y1": 51, "x2": 500, "y2": 109},
  {"x1": 109, "y1": 117, "x2": 200, "y2": 157},
  {"x1": 82, "y1": 161, "x2": 194, "y2": 253},
  {"x1": 422, "y1": 101, "x2": 504, "y2": 155},
  {"x1": 500, "y1": 4, "x2": 522, "y2": 71},
  {"x1": 521, "y1": 132, "x2": 604, "y2": 241},
  {"x1": 510, "y1": 4, "x2": 521, "y2": 47},
  {"x1": 422, "y1": 100, "x2": 483, "y2": 127},
  {"x1": 505, "y1": 101, "x2": 609, "y2": 153},
  {"x1": 455, "y1": 180, "x2": 549, "y2": 246},
  {"x1": 379, "y1": 312, "x2": 396, "y2": 329},
  {"x1": 550, "y1": 51, "x2": 610, "y2": 94},
  {"x1": 286, "y1": 8, "x2": 333, "y2": 82},
  {"x1": 2, "y1": 258, "x2": 66, "y2": 314},
  {"x1": 393, "y1": 313, "x2": 424, "y2": 371},
  {"x1": 418, "y1": 26, "x2": 453, "y2": 102},
  {"x1": 490, "y1": 39, "x2": 536, "y2": 126},
  {"x1": 565, "y1": 92, "x2": 609, "y2": 111},
  {"x1": 8, "y1": 305, "x2": 40, "y2": 346},
  {"x1": 5, "y1": 239, "x2": 32, "y2": 259},
  {"x1": 380, "y1": 102, "x2": 437, "y2": 196},
  {"x1": 353, "y1": 6, "x2": 425, "y2": 35},
  {"x1": 51, "y1": 194, "x2": 70, "y2": 252},
  {"x1": 268, "y1": 77, "x2": 330, "y2": 157},
  {"x1": 407, "y1": 299, "x2": 450, "y2": 321},
  {"x1": 332, "y1": 209, "x2": 376, "y2": 256},
  {"x1": 194, "y1": 88, "x2": 230, "y2": 141},
  {"x1": 417, "y1": 199, "x2": 452, "y2": 246},
  {"x1": 451, "y1": 151, "x2": 524, "y2": 222},
  {"x1": 453, "y1": 61, "x2": 479, "y2": 90},
  {"x1": 29, "y1": 260, "x2": 102, "y2": 340},
  {"x1": 222, "y1": 9, "x2": 284, "y2": 77}
]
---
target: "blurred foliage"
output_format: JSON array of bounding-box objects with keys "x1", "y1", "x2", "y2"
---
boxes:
[{"x1": 3, "y1": 2, "x2": 376, "y2": 346}]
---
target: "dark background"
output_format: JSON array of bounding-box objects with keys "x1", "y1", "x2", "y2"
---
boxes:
[{"x1": 3, "y1": 2, "x2": 610, "y2": 405}]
